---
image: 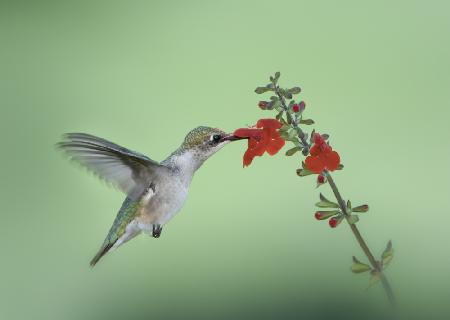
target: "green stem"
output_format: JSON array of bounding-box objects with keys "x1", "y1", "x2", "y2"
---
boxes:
[
  {"x1": 324, "y1": 171, "x2": 396, "y2": 308},
  {"x1": 273, "y1": 85, "x2": 310, "y2": 154}
]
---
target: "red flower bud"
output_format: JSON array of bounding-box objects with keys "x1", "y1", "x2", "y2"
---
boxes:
[
  {"x1": 329, "y1": 215, "x2": 344, "y2": 228},
  {"x1": 329, "y1": 217, "x2": 339, "y2": 228},
  {"x1": 299, "y1": 101, "x2": 306, "y2": 110},
  {"x1": 292, "y1": 104, "x2": 300, "y2": 113},
  {"x1": 317, "y1": 174, "x2": 326, "y2": 184},
  {"x1": 258, "y1": 101, "x2": 268, "y2": 110},
  {"x1": 315, "y1": 210, "x2": 339, "y2": 220}
]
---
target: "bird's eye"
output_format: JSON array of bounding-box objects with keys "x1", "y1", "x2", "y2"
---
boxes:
[{"x1": 212, "y1": 134, "x2": 221, "y2": 143}]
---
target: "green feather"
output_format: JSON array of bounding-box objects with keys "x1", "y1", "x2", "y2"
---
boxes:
[{"x1": 90, "y1": 197, "x2": 141, "y2": 266}]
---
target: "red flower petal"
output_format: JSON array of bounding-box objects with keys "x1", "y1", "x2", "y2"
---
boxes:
[
  {"x1": 256, "y1": 119, "x2": 282, "y2": 130},
  {"x1": 305, "y1": 155, "x2": 326, "y2": 174},
  {"x1": 234, "y1": 128, "x2": 262, "y2": 138},
  {"x1": 313, "y1": 133, "x2": 326, "y2": 145},
  {"x1": 310, "y1": 144, "x2": 320, "y2": 156},
  {"x1": 266, "y1": 137, "x2": 285, "y2": 155},
  {"x1": 243, "y1": 149, "x2": 255, "y2": 167},
  {"x1": 324, "y1": 151, "x2": 340, "y2": 171}
]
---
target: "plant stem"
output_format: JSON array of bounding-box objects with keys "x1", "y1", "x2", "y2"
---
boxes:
[
  {"x1": 273, "y1": 86, "x2": 310, "y2": 154},
  {"x1": 324, "y1": 171, "x2": 396, "y2": 308}
]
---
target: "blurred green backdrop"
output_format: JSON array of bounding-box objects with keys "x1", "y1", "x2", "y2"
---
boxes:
[{"x1": 1, "y1": 1, "x2": 449, "y2": 319}]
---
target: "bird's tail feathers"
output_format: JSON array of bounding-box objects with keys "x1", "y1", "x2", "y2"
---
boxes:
[{"x1": 90, "y1": 242, "x2": 115, "y2": 267}]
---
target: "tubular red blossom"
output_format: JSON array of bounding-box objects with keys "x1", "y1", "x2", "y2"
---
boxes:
[
  {"x1": 234, "y1": 119, "x2": 285, "y2": 167},
  {"x1": 305, "y1": 133, "x2": 340, "y2": 174}
]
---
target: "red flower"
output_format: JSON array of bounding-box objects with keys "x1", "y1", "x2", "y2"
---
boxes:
[
  {"x1": 234, "y1": 119, "x2": 285, "y2": 167},
  {"x1": 305, "y1": 133, "x2": 340, "y2": 174},
  {"x1": 292, "y1": 104, "x2": 300, "y2": 113}
]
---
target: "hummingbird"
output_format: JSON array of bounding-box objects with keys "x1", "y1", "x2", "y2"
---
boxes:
[{"x1": 57, "y1": 127, "x2": 243, "y2": 266}]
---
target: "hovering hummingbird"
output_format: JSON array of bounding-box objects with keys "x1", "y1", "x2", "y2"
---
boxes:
[{"x1": 57, "y1": 127, "x2": 243, "y2": 266}]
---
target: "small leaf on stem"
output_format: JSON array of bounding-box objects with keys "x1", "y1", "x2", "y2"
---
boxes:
[
  {"x1": 287, "y1": 87, "x2": 301, "y2": 94},
  {"x1": 347, "y1": 215, "x2": 359, "y2": 224},
  {"x1": 352, "y1": 205, "x2": 369, "y2": 213},
  {"x1": 316, "y1": 193, "x2": 339, "y2": 208},
  {"x1": 300, "y1": 119, "x2": 315, "y2": 125},
  {"x1": 368, "y1": 271, "x2": 381, "y2": 288},
  {"x1": 296, "y1": 168, "x2": 314, "y2": 177},
  {"x1": 381, "y1": 240, "x2": 394, "y2": 267},
  {"x1": 285, "y1": 147, "x2": 301, "y2": 156},
  {"x1": 351, "y1": 256, "x2": 371, "y2": 274},
  {"x1": 255, "y1": 86, "x2": 270, "y2": 94}
]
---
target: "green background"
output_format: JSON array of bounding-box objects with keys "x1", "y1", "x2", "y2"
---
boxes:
[{"x1": 1, "y1": 1, "x2": 449, "y2": 319}]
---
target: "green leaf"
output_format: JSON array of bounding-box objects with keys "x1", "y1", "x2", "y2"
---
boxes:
[
  {"x1": 368, "y1": 271, "x2": 381, "y2": 288},
  {"x1": 316, "y1": 193, "x2": 339, "y2": 208},
  {"x1": 271, "y1": 100, "x2": 281, "y2": 110},
  {"x1": 279, "y1": 124, "x2": 290, "y2": 132},
  {"x1": 315, "y1": 202, "x2": 340, "y2": 209},
  {"x1": 352, "y1": 205, "x2": 369, "y2": 213},
  {"x1": 285, "y1": 147, "x2": 301, "y2": 156},
  {"x1": 382, "y1": 241, "x2": 394, "y2": 267},
  {"x1": 287, "y1": 87, "x2": 301, "y2": 94},
  {"x1": 300, "y1": 119, "x2": 315, "y2": 125},
  {"x1": 255, "y1": 86, "x2": 269, "y2": 94},
  {"x1": 273, "y1": 72, "x2": 280, "y2": 83},
  {"x1": 275, "y1": 111, "x2": 284, "y2": 121},
  {"x1": 347, "y1": 200, "x2": 352, "y2": 211},
  {"x1": 321, "y1": 134, "x2": 329, "y2": 140},
  {"x1": 280, "y1": 88, "x2": 293, "y2": 99},
  {"x1": 310, "y1": 129, "x2": 316, "y2": 143},
  {"x1": 347, "y1": 215, "x2": 359, "y2": 224},
  {"x1": 351, "y1": 256, "x2": 371, "y2": 274},
  {"x1": 336, "y1": 164, "x2": 344, "y2": 170},
  {"x1": 287, "y1": 129, "x2": 297, "y2": 140},
  {"x1": 296, "y1": 168, "x2": 314, "y2": 177}
]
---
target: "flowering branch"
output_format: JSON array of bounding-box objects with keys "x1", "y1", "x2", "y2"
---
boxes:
[{"x1": 235, "y1": 72, "x2": 396, "y2": 307}]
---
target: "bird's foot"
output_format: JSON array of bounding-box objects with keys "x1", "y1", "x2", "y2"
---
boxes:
[{"x1": 152, "y1": 224, "x2": 162, "y2": 238}]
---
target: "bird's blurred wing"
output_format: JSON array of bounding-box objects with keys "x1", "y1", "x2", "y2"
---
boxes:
[{"x1": 57, "y1": 133, "x2": 166, "y2": 199}]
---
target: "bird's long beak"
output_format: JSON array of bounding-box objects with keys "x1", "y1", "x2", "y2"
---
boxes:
[{"x1": 220, "y1": 134, "x2": 247, "y2": 142}]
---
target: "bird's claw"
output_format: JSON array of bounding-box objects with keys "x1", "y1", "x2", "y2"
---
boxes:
[{"x1": 152, "y1": 224, "x2": 162, "y2": 238}]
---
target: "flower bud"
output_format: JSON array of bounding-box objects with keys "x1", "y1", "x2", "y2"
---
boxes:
[
  {"x1": 352, "y1": 205, "x2": 369, "y2": 213},
  {"x1": 317, "y1": 174, "x2": 326, "y2": 184},
  {"x1": 292, "y1": 104, "x2": 300, "y2": 113},
  {"x1": 315, "y1": 210, "x2": 339, "y2": 220},
  {"x1": 258, "y1": 101, "x2": 268, "y2": 110},
  {"x1": 299, "y1": 101, "x2": 306, "y2": 111},
  {"x1": 329, "y1": 215, "x2": 344, "y2": 228}
]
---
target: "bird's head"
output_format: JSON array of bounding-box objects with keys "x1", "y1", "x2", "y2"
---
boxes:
[
  {"x1": 182, "y1": 126, "x2": 242, "y2": 157},
  {"x1": 167, "y1": 126, "x2": 243, "y2": 172}
]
